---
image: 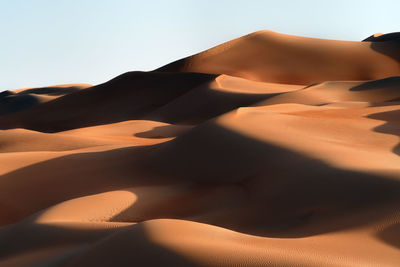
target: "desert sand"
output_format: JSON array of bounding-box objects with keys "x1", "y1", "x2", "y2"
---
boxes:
[{"x1": 0, "y1": 30, "x2": 400, "y2": 266}]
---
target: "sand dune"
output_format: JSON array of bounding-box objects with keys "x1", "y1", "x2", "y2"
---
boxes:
[
  {"x1": 157, "y1": 30, "x2": 400, "y2": 84},
  {"x1": 0, "y1": 31, "x2": 400, "y2": 266},
  {"x1": 0, "y1": 84, "x2": 91, "y2": 116}
]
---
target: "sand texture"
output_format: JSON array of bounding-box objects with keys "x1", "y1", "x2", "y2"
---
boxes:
[{"x1": 1, "y1": 30, "x2": 400, "y2": 266}]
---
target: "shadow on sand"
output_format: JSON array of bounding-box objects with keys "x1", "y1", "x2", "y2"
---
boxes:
[
  {"x1": 363, "y1": 32, "x2": 400, "y2": 62},
  {"x1": 0, "y1": 122, "x2": 399, "y2": 238},
  {"x1": 0, "y1": 221, "x2": 197, "y2": 266},
  {"x1": 0, "y1": 71, "x2": 282, "y2": 132},
  {"x1": 368, "y1": 108, "x2": 400, "y2": 156}
]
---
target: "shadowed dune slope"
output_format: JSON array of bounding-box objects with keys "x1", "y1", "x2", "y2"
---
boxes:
[
  {"x1": 1, "y1": 31, "x2": 400, "y2": 266},
  {"x1": 0, "y1": 72, "x2": 216, "y2": 132},
  {"x1": 363, "y1": 32, "x2": 400, "y2": 42},
  {"x1": 0, "y1": 84, "x2": 91, "y2": 116},
  {"x1": 0, "y1": 73, "x2": 301, "y2": 132}
]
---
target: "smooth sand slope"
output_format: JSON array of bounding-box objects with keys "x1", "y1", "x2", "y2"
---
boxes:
[{"x1": 0, "y1": 30, "x2": 400, "y2": 266}]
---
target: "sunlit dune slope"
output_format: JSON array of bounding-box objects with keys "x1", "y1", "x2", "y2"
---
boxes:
[{"x1": 157, "y1": 30, "x2": 400, "y2": 85}]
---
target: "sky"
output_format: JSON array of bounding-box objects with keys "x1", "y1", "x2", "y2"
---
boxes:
[{"x1": 1, "y1": 0, "x2": 399, "y2": 91}]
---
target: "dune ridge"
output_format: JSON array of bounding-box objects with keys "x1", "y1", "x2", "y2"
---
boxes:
[{"x1": 1, "y1": 31, "x2": 400, "y2": 266}]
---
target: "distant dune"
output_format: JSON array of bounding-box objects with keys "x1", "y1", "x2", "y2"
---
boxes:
[{"x1": 0, "y1": 31, "x2": 400, "y2": 266}]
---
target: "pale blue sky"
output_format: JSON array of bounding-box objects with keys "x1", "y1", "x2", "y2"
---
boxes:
[{"x1": 1, "y1": 0, "x2": 399, "y2": 91}]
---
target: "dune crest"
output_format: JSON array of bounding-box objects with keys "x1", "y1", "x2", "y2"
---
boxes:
[
  {"x1": 157, "y1": 30, "x2": 400, "y2": 84},
  {"x1": 1, "y1": 30, "x2": 400, "y2": 266}
]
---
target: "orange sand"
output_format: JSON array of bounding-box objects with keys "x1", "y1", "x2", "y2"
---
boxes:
[{"x1": 0, "y1": 31, "x2": 400, "y2": 266}]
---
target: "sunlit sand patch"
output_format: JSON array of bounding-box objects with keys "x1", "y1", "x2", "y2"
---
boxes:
[{"x1": 35, "y1": 190, "x2": 138, "y2": 223}]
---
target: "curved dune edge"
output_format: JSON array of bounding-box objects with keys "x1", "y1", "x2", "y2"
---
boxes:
[{"x1": 1, "y1": 31, "x2": 400, "y2": 266}]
